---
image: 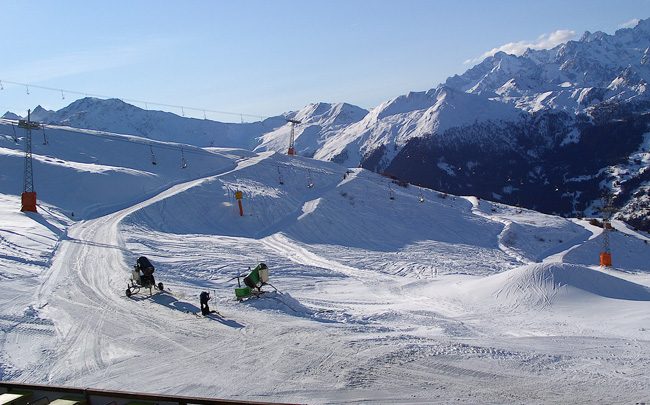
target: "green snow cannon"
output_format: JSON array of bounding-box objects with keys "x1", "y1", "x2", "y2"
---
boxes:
[{"x1": 234, "y1": 263, "x2": 270, "y2": 300}]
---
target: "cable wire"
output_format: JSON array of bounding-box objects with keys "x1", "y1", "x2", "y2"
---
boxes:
[{"x1": 0, "y1": 79, "x2": 268, "y2": 121}]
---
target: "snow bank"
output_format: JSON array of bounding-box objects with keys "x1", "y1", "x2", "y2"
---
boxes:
[{"x1": 463, "y1": 262, "x2": 650, "y2": 309}]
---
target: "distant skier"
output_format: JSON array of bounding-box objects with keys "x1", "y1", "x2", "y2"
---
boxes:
[{"x1": 200, "y1": 291, "x2": 211, "y2": 315}]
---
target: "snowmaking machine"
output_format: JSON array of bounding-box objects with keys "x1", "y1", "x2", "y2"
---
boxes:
[
  {"x1": 233, "y1": 262, "x2": 275, "y2": 300},
  {"x1": 126, "y1": 256, "x2": 164, "y2": 297}
]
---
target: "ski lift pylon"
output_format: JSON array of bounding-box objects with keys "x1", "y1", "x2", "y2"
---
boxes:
[
  {"x1": 180, "y1": 147, "x2": 187, "y2": 169},
  {"x1": 277, "y1": 165, "x2": 284, "y2": 185},
  {"x1": 149, "y1": 145, "x2": 157, "y2": 165}
]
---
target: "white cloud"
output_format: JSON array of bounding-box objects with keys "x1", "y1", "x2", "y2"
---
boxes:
[
  {"x1": 619, "y1": 18, "x2": 640, "y2": 29},
  {"x1": 464, "y1": 29, "x2": 577, "y2": 65}
]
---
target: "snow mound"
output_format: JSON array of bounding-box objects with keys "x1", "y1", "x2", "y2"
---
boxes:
[
  {"x1": 465, "y1": 263, "x2": 650, "y2": 309},
  {"x1": 245, "y1": 291, "x2": 314, "y2": 318}
]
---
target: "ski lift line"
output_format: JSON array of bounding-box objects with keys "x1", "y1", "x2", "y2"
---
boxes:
[
  {"x1": 0, "y1": 79, "x2": 268, "y2": 120},
  {"x1": 55, "y1": 126, "x2": 211, "y2": 156},
  {"x1": 0, "y1": 119, "x2": 218, "y2": 158},
  {"x1": 3, "y1": 119, "x2": 340, "y2": 178}
]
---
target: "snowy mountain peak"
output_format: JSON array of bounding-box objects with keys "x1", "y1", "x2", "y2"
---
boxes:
[
  {"x1": 2, "y1": 111, "x2": 21, "y2": 120},
  {"x1": 255, "y1": 101, "x2": 368, "y2": 158},
  {"x1": 56, "y1": 97, "x2": 137, "y2": 118},
  {"x1": 30, "y1": 105, "x2": 55, "y2": 122},
  {"x1": 579, "y1": 30, "x2": 608, "y2": 43},
  {"x1": 289, "y1": 102, "x2": 368, "y2": 127},
  {"x1": 441, "y1": 17, "x2": 650, "y2": 114}
]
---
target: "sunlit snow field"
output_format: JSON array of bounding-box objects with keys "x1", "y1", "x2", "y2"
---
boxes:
[{"x1": 1, "y1": 122, "x2": 649, "y2": 404}]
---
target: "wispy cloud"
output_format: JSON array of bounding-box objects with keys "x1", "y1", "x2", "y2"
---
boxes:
[
  {"x1": 0, "y1": 39, "x2": 166, "y2": 84},
  {"x1": 464, "y1": 29, "x2": 576, "y2": 65},
  {"x1": 619, "y1": 18, "x2": 640, "y2": 29}
]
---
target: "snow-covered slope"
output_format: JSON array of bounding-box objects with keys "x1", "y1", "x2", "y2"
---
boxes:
[
  {"x1": 0, "y1": 119, "x2": 235, "y2": 219},
  {"x1": 315, "y1": 86, "x2": 523, "y2": 169},
  {"x1": 4, "y1": 18, "x2": 650, "y2": 240},
  {"x1": 1, "y1": 118, "x2": 650, "y2": 403},
  {"x1": 254, "y1": 102, "x2": 368, "y2": 157},
  {"x1": 26, "y1": 97, "x2": 287, "y2": 149}
]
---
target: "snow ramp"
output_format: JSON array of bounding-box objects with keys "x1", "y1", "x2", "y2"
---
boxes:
[{"x1": 463, "y1": 263, "x2": 650, "y2": 309}]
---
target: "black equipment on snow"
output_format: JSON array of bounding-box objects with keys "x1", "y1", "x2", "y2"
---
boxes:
[
  {"x1": 200, "y1": 291, "x2": 211, "y2": 315},
  {"x1": 126, "y1": 256, "x2": 164, "y2": 297}
]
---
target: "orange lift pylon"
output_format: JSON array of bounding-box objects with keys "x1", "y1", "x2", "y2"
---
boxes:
[
  {"x1": 286, "y1": 119, "x2": 301, "y2": 156},
  {"x1": 18, "y1": 109, "x2": 41, "y2": 212},
  {"x1": 599, "y1": 196, "x2": 616, "y2": 267}
]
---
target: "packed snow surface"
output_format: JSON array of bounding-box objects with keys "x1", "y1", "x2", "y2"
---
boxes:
[{"x1": 0, "y1": 120, "x2": 649, "y2": 403}]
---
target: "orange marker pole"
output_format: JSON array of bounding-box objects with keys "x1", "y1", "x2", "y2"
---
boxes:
[{"x1": 235, "y1": 191, "x2": 244, "y2": 217}]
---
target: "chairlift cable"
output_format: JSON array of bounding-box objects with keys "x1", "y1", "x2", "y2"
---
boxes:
[
  {"x1": 0, "y1": 79, "x2": 267, "y2": 121},
  {"x1": 0, "y1": 119, "x2": 220, "y2": 159}
]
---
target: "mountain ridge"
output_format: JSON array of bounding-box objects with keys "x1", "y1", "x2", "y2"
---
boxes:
[{"x1": 4, "y1": 17, "x2": 649, "y2": 230}]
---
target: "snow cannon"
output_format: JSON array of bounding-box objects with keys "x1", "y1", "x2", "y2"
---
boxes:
[
  {"x1": 233, "y1": 263, "x2": 274, "y2": 301},
  {"x1": 126, "y1": 256, "x2": 164, "y2": 297}
]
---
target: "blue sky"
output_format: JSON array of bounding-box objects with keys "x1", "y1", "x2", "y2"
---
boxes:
[{"x1": 1, "y1": 0, "x2": 649, "y2": 122}]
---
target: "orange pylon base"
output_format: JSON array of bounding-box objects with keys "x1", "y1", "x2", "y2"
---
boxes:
[
  {"x1": 21, "y1": 192, "x2": 37, "y2": 212},
  {"x1": 599, "y1": 252, "x2": 612, "y2": 267},
  {"x1": 287, "y1": 147, "x2": 295, "y2": 156}
]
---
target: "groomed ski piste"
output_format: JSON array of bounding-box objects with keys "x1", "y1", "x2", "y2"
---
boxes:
[{"x1": 1, "y1": 120, "x2": 649, "y2": 404}]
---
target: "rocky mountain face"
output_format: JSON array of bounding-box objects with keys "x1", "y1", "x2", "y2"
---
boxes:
[
  {"x1": 358, "y1": 18, "x2": 650, "y2": 232},
  {"x1": 5, "y1": 19, "x2": 649, "y2": 231}
]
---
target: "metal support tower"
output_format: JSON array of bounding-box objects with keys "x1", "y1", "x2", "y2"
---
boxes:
[
  {"x1": 286, "y1": 119, "x2": 301, "y2": 156},
  {"x1": 599, "y1": 194, "x2": 616, "y2": 267},
  {"x1": 17, "y1": 110, "x2": 41, "y2": 212}
]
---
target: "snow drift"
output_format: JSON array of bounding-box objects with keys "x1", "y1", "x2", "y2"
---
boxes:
[{"x1": 464, "y1": 262, "x2": 650, "y2": 309}]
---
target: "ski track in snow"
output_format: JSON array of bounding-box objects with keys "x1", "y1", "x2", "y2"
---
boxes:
[{"x1": 0, "y1": 150, "x2": 649, "y2": 403}]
